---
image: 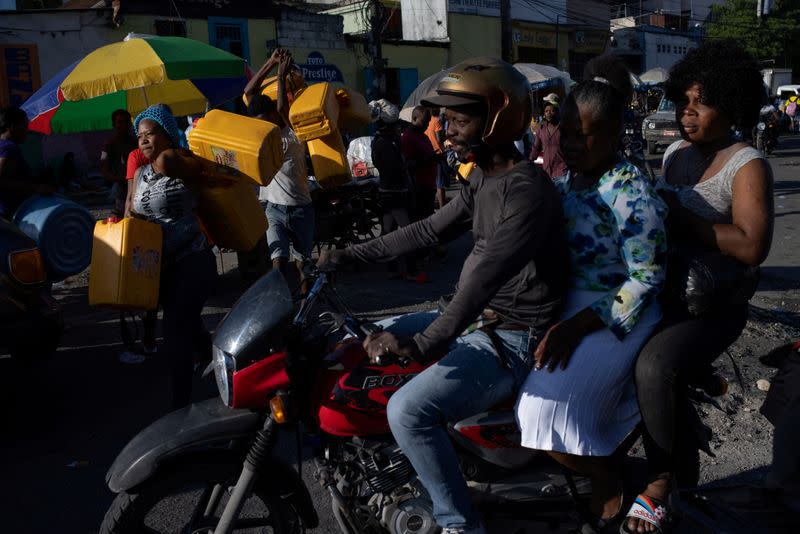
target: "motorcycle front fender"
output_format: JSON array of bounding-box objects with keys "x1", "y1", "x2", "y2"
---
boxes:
[
  {"x1": 106, "y1": 398, "x2": 260, "y2": 492},
  {"x1": 106, "y1": 397, "x2": 320, "y2": 528}
]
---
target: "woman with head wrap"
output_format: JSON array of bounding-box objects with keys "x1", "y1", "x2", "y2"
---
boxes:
[{"x1": 130, "y1": 104, "x2": 219, "y2": 409}]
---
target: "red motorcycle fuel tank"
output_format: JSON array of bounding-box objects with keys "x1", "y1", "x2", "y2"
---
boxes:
[{"x1": 315, "y1": 339, "x2": 430, "y2": 436}]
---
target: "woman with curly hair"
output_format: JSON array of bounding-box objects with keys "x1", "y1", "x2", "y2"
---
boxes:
[{"x1": 623, "y1": 41, "x2": 774, "y2": 533}]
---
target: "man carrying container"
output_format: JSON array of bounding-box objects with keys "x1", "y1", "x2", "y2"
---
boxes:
[{"x1": 244, "y1": 49, "x2": 314, "y2": 294}]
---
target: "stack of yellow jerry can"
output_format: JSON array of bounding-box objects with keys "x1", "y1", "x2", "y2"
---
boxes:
[{"x1": 287, "y1": 80, "x2": 370, "y2": 188}]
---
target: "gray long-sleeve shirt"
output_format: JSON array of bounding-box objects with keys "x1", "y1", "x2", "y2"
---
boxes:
[{"x1": 349, "y1": 160, "x2": 569, "y2": 356}]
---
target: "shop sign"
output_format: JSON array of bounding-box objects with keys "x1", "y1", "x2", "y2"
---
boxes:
[
  {"x1": 0, "y1": 45, "x2": 41, "y2": 108},
  {"x1": 512, "y1": 27, "x2": 556, "y2": 49},
  {"x1": 571, "y1": 30, "x2": 608, "y2": 54},
  {"x1": 448, "y1": 0, "x2": 500, "y2": 17},
  {"x1": 298, "y1": 52, "x2": 343, "y2": 83}
]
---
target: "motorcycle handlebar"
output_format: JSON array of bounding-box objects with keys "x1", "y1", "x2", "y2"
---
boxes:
[
  {"x1": 373, "y1": 352, "x2": 412, "y2": 368},
  {"x1": 301, "y1": 269, "x2": 411, "y2": 367}
]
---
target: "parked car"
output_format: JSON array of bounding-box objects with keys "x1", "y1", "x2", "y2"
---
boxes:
[
  {"x1": 642, "y1": 97, "x2": 681, "y2": 154},
  {"x1": 0, "y1": 217, "x2": 62, "y2": 360}
]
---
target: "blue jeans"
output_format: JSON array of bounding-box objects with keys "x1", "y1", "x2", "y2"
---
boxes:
[
  {"x1": 264, "y1": 201, "x2": 315, "y2": 261},
  {"x1": 380, "y1": 311, "x2": 538, "y2": 529}
]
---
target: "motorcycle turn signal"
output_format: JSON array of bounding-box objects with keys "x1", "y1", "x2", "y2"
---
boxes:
[{"x1": 270, "y1": 393, "x2": 290, "y2": 424}]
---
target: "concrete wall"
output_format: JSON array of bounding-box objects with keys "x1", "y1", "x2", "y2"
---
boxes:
[
  {"x1": 247, "y1": 18, "x2": 277, "y2": 69},
  {"x1": 111, "y1": 14, "x2": 209, "y2": 43},
  {"x1": 383, "y1": 43, "x2": 449, "y2": 81},
  {"x1": 643, "y1": 31, "x2": 696, "y2": 70},
  {"x1": 277, "y1": 9, "x2": 346, "y2": 51},
  {"x1": 0, "y1": 11, "x2": 114, "y2": 83},
  {"x1": 448, "y1": 12, "x2": 501, "y2": 64}
]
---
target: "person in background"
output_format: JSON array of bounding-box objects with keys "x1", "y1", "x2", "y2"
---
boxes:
[
  {"x1": 516, "y1": 55, "x2": 667, "y2": 532},
  {"x1": 129, "y1": 104, "x2": 219, "y2": 409},
  {"x1": 102, "y1": 109, "x2": 136, "y2": 216},
  {"x1": 402, "y1": 106, "x2": 439, "y2": 221},
  {"x1": 369, "y1": 98, "x2": 419, "y2": 280},
  {"x1": 425, "y1": 106, "x2": 449, "y2": 210},
  {"x1": 529, "y1": 93, "x2": 568, "y2": 180},
  {"x1": 244, "y1": 49, "x2": 314, "y2": 295},
  {"x1": 0, "y1": 106, "x2": 52, "y2": 220},
  {"x1": 784, "y1": 93, "x2": 799, "y2": 133},
  {"x1": 625, "y1": 41, "x2": 774, "y2": 534}
]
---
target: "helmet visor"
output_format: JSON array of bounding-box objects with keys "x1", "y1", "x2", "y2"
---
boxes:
[{"x1": 421, "y1": 92, "x2": 483, "y2": 108}]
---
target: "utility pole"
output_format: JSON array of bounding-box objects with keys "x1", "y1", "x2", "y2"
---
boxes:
[
  {"x1": 366, "y1": 0, "x2": 385, "y2": 100},
  {"x1": 500, "y1": 0, "x2": 512, "y2": 62}
]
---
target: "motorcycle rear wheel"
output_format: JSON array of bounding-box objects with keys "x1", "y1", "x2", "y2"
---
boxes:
[{"x1": 100, "y1": 454, "x2": 295, "y2": 534}]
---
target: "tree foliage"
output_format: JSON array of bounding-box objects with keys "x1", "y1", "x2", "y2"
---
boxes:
[{"x1": 707, "y1": 0, "x2": 800, "y2": 64}]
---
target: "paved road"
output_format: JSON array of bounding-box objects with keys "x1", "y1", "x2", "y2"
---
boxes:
[{"x1": 1, "y1": 136, "x2": 798, "y2": 533}]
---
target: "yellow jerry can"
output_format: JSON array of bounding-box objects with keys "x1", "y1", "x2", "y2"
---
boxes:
[
  {"x1": 289, "y1": 82, "x2": 340, "y2": 141},
  {"x1": 88, "y1": 217, "x2": 162, "y2": 311},
  {"x1": 247, "y1": 70, "x2": 307, "y2": 107},
  {"x1": 307, "y1": 130, "x2": 352, "y2": 188},
  {"x1": 188, "y1": 110, "x2": 283, "y2": 187},
  {"x1": 333, "y1": 86, "x2": 371, "y2": 132},
  {"x1": 195, "y1": 172, "x2": 268, "y2": 253}
]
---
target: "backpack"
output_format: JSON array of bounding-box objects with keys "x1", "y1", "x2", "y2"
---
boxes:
[{"x1": 787, "y1": 99, "x2": 798, "y2": 117}]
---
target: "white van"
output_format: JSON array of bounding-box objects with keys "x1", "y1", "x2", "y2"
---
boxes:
[{"x1": 777, "y1": 84, "x2": 800, "y2": 100}]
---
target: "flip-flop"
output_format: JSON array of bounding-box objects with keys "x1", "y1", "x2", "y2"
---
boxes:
[{"x1": 620, "y1": 494, "x2": 670, "y2": 533}]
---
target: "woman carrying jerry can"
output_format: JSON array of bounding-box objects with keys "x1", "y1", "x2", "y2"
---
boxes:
[{"x1": 129, "y1": 104, "x2": 220, "y2": 410}]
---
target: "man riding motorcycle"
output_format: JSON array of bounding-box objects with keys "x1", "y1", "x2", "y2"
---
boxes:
[{"x1": 318, "y1": 57, "x2": 570, "y2": 533}]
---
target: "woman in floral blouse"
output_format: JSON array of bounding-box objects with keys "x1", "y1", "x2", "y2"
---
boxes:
[{"x1": 516, "y1": 55, "x2": 667, "y2": 531}]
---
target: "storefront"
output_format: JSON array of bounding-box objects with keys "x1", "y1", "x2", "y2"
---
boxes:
[
  {"x1": 568, "y1": 29, "x2": 609, "y2": 80},
  {"x1": 513, "y1": 21, "x2": 560, "y2": 67}
]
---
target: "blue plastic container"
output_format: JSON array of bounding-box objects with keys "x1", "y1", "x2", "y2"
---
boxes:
[{"x1": 13, "y1": 194, "x2": 95, "y2": 282}]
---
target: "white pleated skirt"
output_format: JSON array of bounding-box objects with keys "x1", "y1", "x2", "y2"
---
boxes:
[{"x1": 515, "y1": 289, "x2": 661, "y2": 456}]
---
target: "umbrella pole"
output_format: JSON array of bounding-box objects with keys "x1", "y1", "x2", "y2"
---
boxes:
[{"x1": 140, "y1": 86, "x2": 149, "y2": 108}]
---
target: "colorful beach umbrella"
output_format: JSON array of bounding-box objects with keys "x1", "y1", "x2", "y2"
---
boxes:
[{"x1": 22, "y1": 35, "x2": 250, "y2": 135}]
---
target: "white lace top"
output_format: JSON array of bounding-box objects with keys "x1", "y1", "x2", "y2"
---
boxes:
[{"x1": 660, "y1": 141, "x2": 766, "y2": 224}]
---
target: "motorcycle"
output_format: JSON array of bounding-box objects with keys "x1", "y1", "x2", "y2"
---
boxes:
[
  {"x1": 755, "y1": 113, "x2": 779, "y2": 156},
  {"x1": 100, "y1": 269, "x2": 727, "y2": 533},
  {"x1": 100, "y1": 269, "x2": 597, "y2": 534},
  {"x1": 0, "y1": 216, "x2": 62, "y2": 360},
  {"x1": 620, "y1": 120, "x2": 656, "y2": 184},
  {"x1": 312, "y1": 180, "x2": 382, "y2": 252}
]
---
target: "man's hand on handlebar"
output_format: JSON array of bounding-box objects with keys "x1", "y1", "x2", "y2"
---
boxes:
[
  {"x1": 363, "y1": 331, "x2": 421, "y2": 366},
  {"x1": 316, "y1": 248, "x2": 353, "y2": 272}
]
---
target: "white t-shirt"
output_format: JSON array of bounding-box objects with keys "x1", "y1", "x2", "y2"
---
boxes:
[{"x1": 259, "y1": 127, "x2": 311, "y2": 207}]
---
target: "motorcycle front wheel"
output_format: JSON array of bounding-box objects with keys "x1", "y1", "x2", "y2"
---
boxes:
[{"x1": 100, "y1": 454, "x2": 295, "y2": 534}]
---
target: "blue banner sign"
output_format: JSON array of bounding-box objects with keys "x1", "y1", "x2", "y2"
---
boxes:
[{"x1": 298, "y1": 51, "x2": 343, "y2": 83}]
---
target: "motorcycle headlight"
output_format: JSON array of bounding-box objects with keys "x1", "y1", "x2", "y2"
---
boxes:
[
  {"x1": 212, "y1": 346, "x2": 235, "y2": 406},
  {"x1": 648, "y1": 122, "x2": 656, "y2": 130},
  {"x1": 9, "y1": 248, "x2": 46, "y2": 285},
  {"x1": 757, "y1": 122, "x2": 766, "y2": 131}
]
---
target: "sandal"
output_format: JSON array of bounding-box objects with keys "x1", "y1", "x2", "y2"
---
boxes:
[{"x1": 620, "y1": 494, "x2": 671, "y2": 533}]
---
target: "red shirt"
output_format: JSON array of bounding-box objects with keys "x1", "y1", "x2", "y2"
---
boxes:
[
  {"x1": 531, "y1": 123, "x2": 568, "y2": 180},
  {"x1": 401, "y1": 128, "x2": 437, "y2": 190},
  {"x1": 126, "y1": 148, "x2": 150, "y2": 180}
]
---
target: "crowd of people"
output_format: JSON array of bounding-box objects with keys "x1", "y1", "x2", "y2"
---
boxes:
[{"x1": 1, "y1": 36, "x2": 791, "y2": 533}]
